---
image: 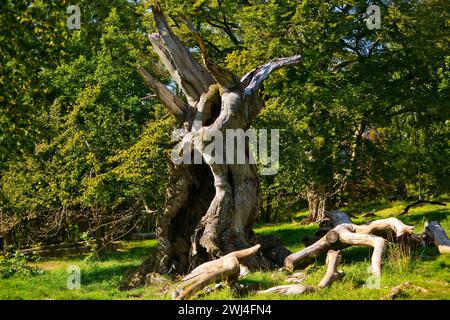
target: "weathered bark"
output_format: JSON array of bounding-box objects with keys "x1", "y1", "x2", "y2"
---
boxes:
[
  {"x1": 425, "y1": 221, "x2": 450, "y2": 254},
  {"x1": 258, "y1": 250, "x2": 342, "y2": 295},
  {"x1": 285, "y1": 211, "x2": 414, "y2": 277},
  {"x1": 317, "y1": 250, "x2": 343, "y2": 288},
  {"x1": 173, "y1": 245, "x2": 260, "y2": 300},
  {"x1": 124, "y1": 3, "x2": 300, "y2": 287},
  {"x1": 303, "y1": 187, "x2": 331, "y2": 224}
]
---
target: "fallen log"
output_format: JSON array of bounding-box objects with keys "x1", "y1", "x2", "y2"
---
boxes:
[
  {"x1": 425, "y1": 221, "x2": 450, "y2": 254},
  {"x1": 284, "y1": 211, "x2": 414, "y2": 276},
  {"x1": 172, "y1": 244, "x2": 260, "y2": 300},
  {"x1": 399, "y1": 200, "x2": 447, "y2": 216},
  {"x1": 258, "y1": 250, "x2": 343, "y2": 295}
]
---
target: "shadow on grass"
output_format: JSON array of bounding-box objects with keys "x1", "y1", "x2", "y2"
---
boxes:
[
  {"x1": 340, "y1": 246, "x2": 373, "y2": 264},
  {"x1": 411, "y1": 246, "x2": 441, "y2": 262},
  {"x1": 400, "y1": 210, "x2": 449, "y2": 225},
  {"x1": 74, "y1": 244, "x2": 159, "y2": 287},
  {"x1": 81, "y1": 263, "x2": 138, "y2": 286},
  {"x1": 98, "y1": 245, "x2": 157, "y2": 263},
  {"x1": 257, "y1": 225, "x2": 316, "y2": 249},
  {"x1": 343, "y1": 200, "x2": 393, "y2": 215}
]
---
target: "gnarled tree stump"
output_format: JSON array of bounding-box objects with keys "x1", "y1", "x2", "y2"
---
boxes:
[{"x1": 124, "y1": 2, "x2": 300, "y2": 287}]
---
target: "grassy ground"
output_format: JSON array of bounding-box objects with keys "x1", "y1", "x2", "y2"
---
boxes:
[{"x1": 0, "y1": 200, "x2": 449, "y2": 300}]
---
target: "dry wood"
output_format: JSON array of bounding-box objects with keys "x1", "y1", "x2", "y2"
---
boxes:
[
  {"x1": 326, "y1": 210, "x2": 353, "y2": 225},
  {"x1": 318, "y1": 250, "x2": 343, "y2": 288},
  {"x1": 354, "y1": 217, "x2": 414, "y2": 238},
  {"x1": 284, "y1": 233, "x2": 333, "y2": 272},
  {"x1": 137, "y1": 3, "x2": 301, "y2": 276},
  {"x1": 124, "y1": 1, "x2": 301, "y2": 283},
  {"x1": 337, "y1": 226, "x2": 386, "y2": 278},
  {"x1": 284, "y1": 211, "x2": 414, "y2": 276},
  {"x1": 257, "y1": 284, "x2": 317, "y2": 295},
  {"x1": 137, "y1": 66, "x2": 188, "y2": 119},
  {"x1": 425, "y1": 221, "x2": 450, "y2": 254},
  {"x1": 259, "y1": 250, "x2": 342, "y2": 295},
  {"x1": 173, "y1": 245, "x2": 260, "y2": 300}
]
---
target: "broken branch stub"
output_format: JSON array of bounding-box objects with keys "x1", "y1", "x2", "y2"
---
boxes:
[{"x1": 173, "y1": 245, "x2": 261, "y2": 300}]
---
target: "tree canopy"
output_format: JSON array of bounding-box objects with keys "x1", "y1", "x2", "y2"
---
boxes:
[{"x1": 0, "y1": 0, "x2": 448, "y2": 247}]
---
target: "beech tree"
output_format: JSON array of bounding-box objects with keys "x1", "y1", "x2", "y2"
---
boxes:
[{"x1": 127, "y1": 3, "x2": 300, "y2": 281}]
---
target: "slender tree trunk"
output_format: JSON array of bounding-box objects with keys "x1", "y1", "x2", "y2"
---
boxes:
[
  {"x1": 266, "y1": 194, "x2": 272, "y2": 223},
  {"x1": 303, "y1": 186, "x2": 331, "y2": 224},
  {"x1": 396, "y1": 180, "x2": 407, "y2": 200},
  {"x1": 122, "y1": 3, "x2": 301, "y2": 287}
]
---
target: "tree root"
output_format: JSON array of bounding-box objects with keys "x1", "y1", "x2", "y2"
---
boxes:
[{"x1": 258, "y1": 250, "x2": 343, "y2": 295}]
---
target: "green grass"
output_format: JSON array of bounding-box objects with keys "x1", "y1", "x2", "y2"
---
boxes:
[{"x1": 0, "y1": 201, "x2": 449, "y2": 300}]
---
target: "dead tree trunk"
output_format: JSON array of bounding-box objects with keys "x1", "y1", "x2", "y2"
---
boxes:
[{"x1": 124, "y1": 3, "x2": 300, "y2": 287}]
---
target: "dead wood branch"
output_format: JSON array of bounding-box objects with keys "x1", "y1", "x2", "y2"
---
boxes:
[
  {"x1": 258, "y1": 250, "x2": 343, "y2": 295},
  {"x1": 173, "y1": 244, "x2": 260, "y2": 300},
  {"x1": 284, "y1": 211, "x2": 414, "y2": 277},
  {"x1": 425, "y1": 221, "x2": 450, "y2": 254},
  {"x1": 318, "y1": 250, "x2": 343, "y2": 288}
]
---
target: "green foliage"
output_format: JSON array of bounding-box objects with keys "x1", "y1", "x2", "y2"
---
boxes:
[
  {"x1": 0, "y1": 252, "x2": 43, "y2": 279},
  {"x1": 1, "y1": 0, "x2": 449, "y2": 243},
  {"x1": 0, "y1": 0, "x2": 172, "y2": 245}
]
